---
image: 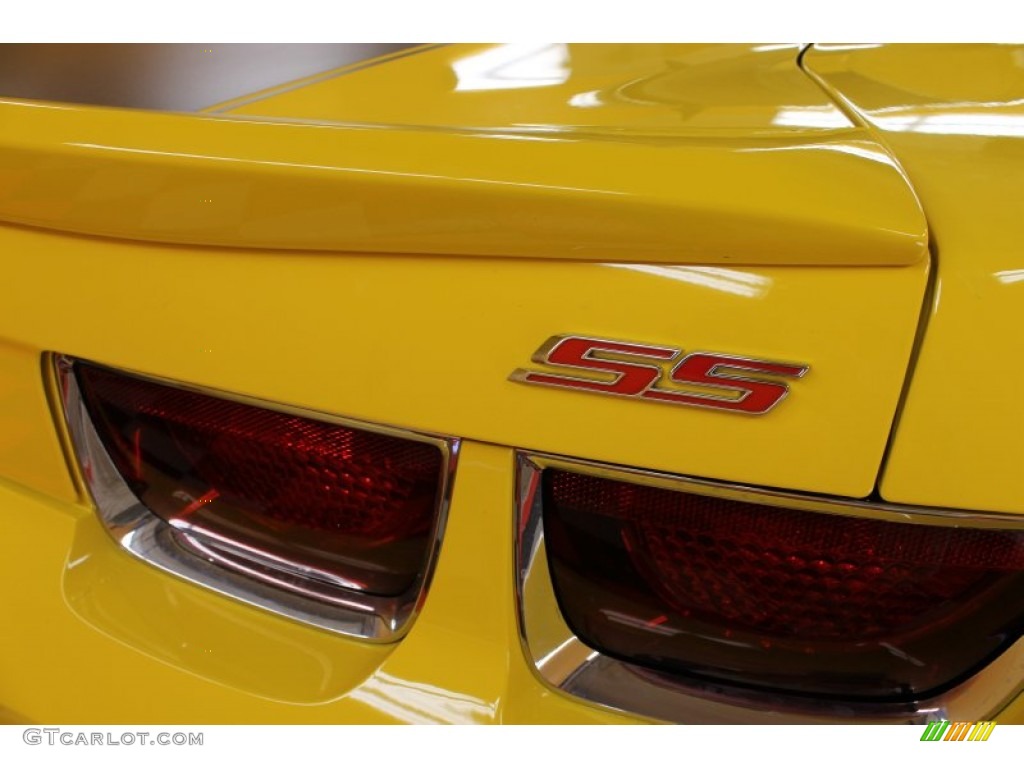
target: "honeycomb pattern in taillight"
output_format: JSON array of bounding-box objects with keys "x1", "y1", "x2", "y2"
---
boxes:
[
  {"x1": 75, "y1": 361, "x2": 447, "y2": 599},
  {"x1": 542, "y1": 468, "x2": 1024, "y2": 701}
]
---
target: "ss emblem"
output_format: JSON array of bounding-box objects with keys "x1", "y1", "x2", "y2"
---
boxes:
[{"x1": 509, "y1": 335, "x2": 808, "y2": 415}]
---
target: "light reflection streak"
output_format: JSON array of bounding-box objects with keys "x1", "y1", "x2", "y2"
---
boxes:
[
  {"x1": 536, "y1": 635, "x2": 581, "y2": 670},
  {"x1": 602, "y1": 608, "x2": 680, "y2": 637},
  {"x1": 880, "y1": 641, "x2": 926, "y2": 667},
  {"x1": 869, "y1": 101, "x2": 1024, "y2": 137},
  {"x1": 568, "y1": 90, "x2": 603, "y2": 108},
  {"x1": 875, "y1": 112, "x2": 1024, "y2": 137},
  {"x1": 771, "y1": 106, "x2": 851, "y2": 129},
  {"x1": 871, "y1": 98, "x2": 1024, "y2": 114},
  {"x1": 750, "y1": 44, "x2": 800, "y2": 53},
  {"x1": 995, "y1": 269, "x2": 1024, "y2": 284},
  {"x1": 535, "y1": 636, "x2": 598, "y2": 685},
  {"x1": 68, "y1": 142, "x2": 626, "y2": 198},
  {"x1": 0, "y1": 98, "x2": 75, "y2": 110},
  {"x1": 452, "y1": 44, "x2": 570, "y2": 92},
  {"x1": 608, "y1": 264, "x2": 772, "y2": 298},
  {"x1": 813, "y1": 44, "x2": 884, "y2": 51},
  {"x1": 740, "y1": 141, "x2": 895, "y2": 165},
  {"x1": 349, "y1": 671, "x2": 494, "y2": 724}
]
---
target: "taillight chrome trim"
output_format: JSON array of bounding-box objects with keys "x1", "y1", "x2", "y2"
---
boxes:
[
  {"x1": 54, "y1": 354, "x2": 460, "y2": 642},
  {"x1": 514, "y1": 451, "x2": 1024, "y2": 724}
]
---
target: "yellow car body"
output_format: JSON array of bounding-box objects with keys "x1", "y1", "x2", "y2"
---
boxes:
[{"x1": 0, "y1": 43, "x2": 1021, "y2": 724}]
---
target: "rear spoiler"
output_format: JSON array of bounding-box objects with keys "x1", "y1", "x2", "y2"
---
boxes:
[{"x1": 0, "y1": 98, "x2": 926, "y2": 266}]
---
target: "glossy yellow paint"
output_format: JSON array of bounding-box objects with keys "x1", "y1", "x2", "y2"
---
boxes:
[
  {"x1": 0, "y1": 45, "x2": 927, "y2": 266},
  {"x1": 224, "y1": 43, "x2": 850, "y2": 133},
  {"x1": 0, "y1": 222, "x2": 925, "y2": 498},
  {"x1": 998, "y1": 686, "x2": 1024, "y2": 723},
  {"x1": 0, "y1": 43, "x2": 1018, "y2": 725},
  {"x1": 806, "y1": 44, "x2": 1024, "y2": 514},
  {"x1": 0, "y1": 338, "x2": 77, "y2": 502},
  {"x1": 0, "y1": 227, "x2": 926, "y2": 723},
  {"x1": 0, "y1": 443, "x2": 636, "y2": 723}
]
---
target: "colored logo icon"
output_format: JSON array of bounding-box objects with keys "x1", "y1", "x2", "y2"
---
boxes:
[{"x1": 921, "y1": 721, "x2": 996, "y2": 741}]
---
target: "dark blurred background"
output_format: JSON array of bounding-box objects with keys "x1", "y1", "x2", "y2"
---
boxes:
[{"x1": 0, "y1": 44, "x2": 415, "y2": 111}]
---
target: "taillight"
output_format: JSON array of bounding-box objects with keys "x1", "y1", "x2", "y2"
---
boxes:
[
  {"x1": 518, "y1": 455, "x2": 1024, "y2": 712},
  {"x1": 58, "y1": 356, "x2": 457, "y2": 639}
]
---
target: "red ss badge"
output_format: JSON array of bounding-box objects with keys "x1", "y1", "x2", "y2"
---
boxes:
[{"x1": 509, "y1": 335, "x2": 809, "y2": 415}]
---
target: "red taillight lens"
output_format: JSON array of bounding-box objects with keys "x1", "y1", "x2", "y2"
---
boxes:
[
  {"x1": 76, "y1": 362, "x2": 445, "y2": 598},
  {"x1": 542, "y1": 468, "x2": 1024, "y2": 701}
]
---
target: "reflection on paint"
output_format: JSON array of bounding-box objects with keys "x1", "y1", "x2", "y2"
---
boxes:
[
  {"x1": 771, "y1": 106, "x2": 853, "y2": 129},
  {"x1": 608, "y1": 264, "x2": 772, "y2": 299},
  {"x1": 873, "y1": 101, "x2": 1024, "y2": 137},
  {"x1": 349, "y1": 671, "x2": 495, "y2": 724},
  {"x1": 994, "y1": 269, "x2": 1024, "y2": 284},
  {"x1": 568, "y1": 90, "x2": 603, "y2": 109},
  {"x1": 453, "y1": 44, "x2": 570, "y2": 92}
]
